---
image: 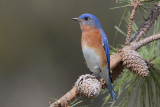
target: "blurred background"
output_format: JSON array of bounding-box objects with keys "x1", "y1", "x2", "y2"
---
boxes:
[{"x1": 0, "y1": 0, "x2": 126, "y2": 107}]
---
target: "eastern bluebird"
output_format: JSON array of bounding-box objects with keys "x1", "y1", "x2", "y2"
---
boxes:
[{"x1": 73, "y1": 13, "x2": 116, "y2": 101}]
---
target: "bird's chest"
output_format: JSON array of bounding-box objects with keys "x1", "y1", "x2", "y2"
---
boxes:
[
  {"x1": 81, "y1": 29, "x2": 102, "y2": 48},
  {"x1": 81, "y1": 30, "x2": 104, "y2": 70},
  {"x1": 82, "y1": 46, "x2": 101, "y2": 71}
]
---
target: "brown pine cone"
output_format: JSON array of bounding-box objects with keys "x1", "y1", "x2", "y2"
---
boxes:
[{"x1": 122, "y1": 49, "x2": 149, "y2": 77}]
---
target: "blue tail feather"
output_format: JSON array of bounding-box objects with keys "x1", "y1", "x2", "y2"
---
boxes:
[{"x1": 107, "y1": 84, "x2": 116, "y2": 101}]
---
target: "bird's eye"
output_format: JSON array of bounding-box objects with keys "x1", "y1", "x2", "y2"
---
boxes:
[{"x1": 84, "y1": 17, "x2": 88, "y2": 21}]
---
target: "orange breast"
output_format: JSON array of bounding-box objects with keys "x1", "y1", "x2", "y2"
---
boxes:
[{"x1": 81, "y1": 26, "x2": 107, "y2": 67}]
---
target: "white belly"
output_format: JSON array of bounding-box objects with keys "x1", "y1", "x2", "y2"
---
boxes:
[{"x1": 82, "y1": 46, "x2": 101, "y2": 73}]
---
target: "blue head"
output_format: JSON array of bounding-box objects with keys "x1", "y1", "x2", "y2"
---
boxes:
[{"x1": 73, "y1": 13, "x2": 102, "y2": 29}]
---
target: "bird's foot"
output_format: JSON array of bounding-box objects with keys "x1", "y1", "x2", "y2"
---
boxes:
[{"x1": 91, "y1": 72, "x2": 101, "y2": 80}]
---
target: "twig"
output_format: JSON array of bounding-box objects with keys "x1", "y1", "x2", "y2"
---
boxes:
[
  {"x1": 49, "y1": 86, "x2": 77, "y2": 107},
  {"x1": 130, "y1": 2, "x2": 160, "y2": 42},
  {"x1": 125, "y1": 0, "x2": 140, "y2": 45},
  {"x1": 131, "y1": 34, "x2": 160, "y2": 50}
]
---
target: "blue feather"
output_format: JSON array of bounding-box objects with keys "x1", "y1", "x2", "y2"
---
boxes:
[
  {"x1": 101, "y1": 30, "x2": 116, "y2": 101},
  {"x1": 101, "y1": 30, "x2": 110, "y2": 72}
]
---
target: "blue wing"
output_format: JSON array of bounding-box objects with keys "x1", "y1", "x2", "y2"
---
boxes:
[
  {"x1": 100, "y1": 30, "x2": 110, "y2": 73},
  {"x1": 101, "y1": 30, "x2": 116, "y2": 101}
]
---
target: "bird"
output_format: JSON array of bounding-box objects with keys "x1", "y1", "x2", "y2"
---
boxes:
[{"x1": 72, "y1": 13, "x2": 116, "y2": 101}]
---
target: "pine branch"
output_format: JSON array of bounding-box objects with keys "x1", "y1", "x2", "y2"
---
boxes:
[
  {"x1": 131, "y1": 34, "x2": 160, "y2": 50},
  {"x1": 125, "y1": 0, "x2": 140, "y2": 45},
  {"x1": 130, "y1": 2, "x2": 160, "y2": 42},
  {"x1": 49, "y1": 86, "x2": 77, "y2": 107}
]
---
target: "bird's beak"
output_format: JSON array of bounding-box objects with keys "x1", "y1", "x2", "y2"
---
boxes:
[{"x1": 72, "y1": 18, "x2": 79, "y2": 21}]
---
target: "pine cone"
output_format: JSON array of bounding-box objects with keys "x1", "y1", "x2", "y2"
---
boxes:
[
  {"x1": 75, "y1": 74, "x2": 102, "y2": 98},
  {"x1": 122, "y1": 49, "x2": 149, "y2": 77}
]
